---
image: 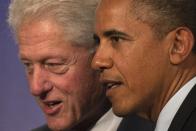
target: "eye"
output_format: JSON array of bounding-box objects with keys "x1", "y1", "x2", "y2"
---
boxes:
[
  {"x1": 105, "y1": 30, "x2": 131, "y2": 45},
  {"x1": 93, "y1": 34, "x2": 100, "y2": 47},
  {"x1": 44, "y1": 56, "x2": 77, "y2": 75},
  {"x1": 22, "y1": 61, "x2": 34, "y2": 74},
  {"x1": 110, "y1": 35, "x2": 121, "y2": 43},
  {"x1": 45, "y1": 62, "x2": 69, "y2": 75}
]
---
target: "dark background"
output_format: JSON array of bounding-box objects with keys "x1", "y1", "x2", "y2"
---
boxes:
[{"x1": 0, "y1": 0, "x2": 45, "y2": 130}]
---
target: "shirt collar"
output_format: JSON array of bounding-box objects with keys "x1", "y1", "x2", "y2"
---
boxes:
[
  {"x1": 90, "y1": 109, "x2": 122, "y2": 131},
  {"x1": 155, "y1": 76, "x2": 196, "y2": 131}
]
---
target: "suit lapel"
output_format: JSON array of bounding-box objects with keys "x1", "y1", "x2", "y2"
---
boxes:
[
  {"x1": 168, "y1": 84, "x2": 196, "y2": 131},
  {"x1": 117, "y1": 114, "x2": 155, "y2": 131}
]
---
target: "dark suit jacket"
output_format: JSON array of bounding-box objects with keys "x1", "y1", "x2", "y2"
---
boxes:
[
  {"x1": 168, "y1": 84, "x2": 196, "y2": 131},
  {"x1": 32, "y1": 125, "x2": 51, "y2": 131},
  {"x1": 117, "y1": 114, "x2": 155, "y2": 131},
  {"x1": 32, "y1": 114, "x2": 155, "y2": 131}
]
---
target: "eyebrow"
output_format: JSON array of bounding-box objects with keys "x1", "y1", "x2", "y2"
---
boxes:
[{"x1": 103, "y1": 29, "x2": 130, "y2": 38}]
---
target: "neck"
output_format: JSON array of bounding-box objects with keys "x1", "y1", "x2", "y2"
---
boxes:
[{"x1": 151, "y1": 65, "x2": 196, "y2": 122}]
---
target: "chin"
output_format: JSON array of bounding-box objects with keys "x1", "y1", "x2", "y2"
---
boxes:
[
  {"x1": 47, "y1": 117, "x2": 74, "y2": 131},
  {"x1": 48, "y1": 123, "x2": 71, "y2": 131},
  {"x1": 112, "y1": 101, "x2": 137, "y2": 117},
  {"x1": 112, "y1": 106, "x2": 129, "y2": 117}
]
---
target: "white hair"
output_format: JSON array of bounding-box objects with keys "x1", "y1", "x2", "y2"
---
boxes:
[{"x1": 8, "y1": 0, "x2": 99, "y2": 48}]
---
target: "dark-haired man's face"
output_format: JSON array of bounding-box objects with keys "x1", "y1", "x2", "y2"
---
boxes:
[{"x1": 92, "y1": 0, "x2": 173, "y2": 119}]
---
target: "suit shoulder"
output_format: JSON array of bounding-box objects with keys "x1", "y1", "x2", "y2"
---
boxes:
[
  {"x1": 117, "y1": 114, "x2": 155, "y2": 131},
  {"x1": 31, "y1": 125, "x2": 51, "y2": 131}
]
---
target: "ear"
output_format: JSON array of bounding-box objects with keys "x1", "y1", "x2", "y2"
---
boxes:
[{"x1": 169, "y1": 27, "x2": 194, "y2": 65}]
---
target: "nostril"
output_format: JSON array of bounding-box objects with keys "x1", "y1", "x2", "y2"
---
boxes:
[
  {"x1": 99, "y1": 67, "x2": 106, "y2": 72},
  {"x1": 95, "y1": 67, "x2": 104, "y2": 74},
  {"x1": 40, "y1": 92, "x2": 47, "y2": 100},
  {"x1": 40, "y1": 81, "x2": 53, "y2": 96}
]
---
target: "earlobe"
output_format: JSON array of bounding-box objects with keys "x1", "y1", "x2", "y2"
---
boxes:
[{"x1": 169, "y1": 27, "x2": 194, "y2": 65}]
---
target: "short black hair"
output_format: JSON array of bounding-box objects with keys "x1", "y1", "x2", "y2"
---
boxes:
[{"x1": 130, "y1": 0, "x2": 196, "y2": 53}]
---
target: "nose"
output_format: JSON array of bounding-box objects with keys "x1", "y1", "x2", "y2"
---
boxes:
[
  {"x1": 91, "y1": 43, "x2": 113, "y2": 72},
  {"x1": 29, "y1": 65, "x2": 53, "y2": 96}
]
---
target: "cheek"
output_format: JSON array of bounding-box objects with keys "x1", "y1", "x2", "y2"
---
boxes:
[
  {"x1": 67, "y1": 69, "x2": 103, "y2": 107},
  {"x1": 53, "y1": 66, "x2": 97, "y2": 98},
  {"x1": 115, "y1": 49, "x2": 154, "y2": 90},
  {"x1": 53, "y1": 71, "x2": 85, "y2": 93},
  {"x1": 116, "y1": 51, "x2": 165, "y2": 105}
]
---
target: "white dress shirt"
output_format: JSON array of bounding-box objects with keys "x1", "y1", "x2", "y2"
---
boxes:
[
  {"x1": 155, "y1": 76, "x2": 196, "y2": 131},
  {"x1": 90, "y1": 109, "x2": 122, "y2": 131}
]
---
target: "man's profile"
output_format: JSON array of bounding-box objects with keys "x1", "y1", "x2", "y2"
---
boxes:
[{"x1": 92, "y1": 0, "x2": 196, "y2": 130}]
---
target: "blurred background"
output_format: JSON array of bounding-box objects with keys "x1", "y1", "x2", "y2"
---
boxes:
[{"x1": 0, "y1": 0, "x2": 45, "y2": 130}]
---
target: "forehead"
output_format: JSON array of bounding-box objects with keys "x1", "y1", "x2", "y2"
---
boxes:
[
  {"x1": 97, "y1": 0, "x2": 131, "y2": 18},
  {"x1": 98, "y1": 0, "x2": 131, "y2": 10},
  {"x1": 18, "y1": 18, "x2": 64, "y2": 45},
  {"x1": 96, "y1": 0, "x2": 135, "y2": 28},
  {"x1": 18, "y1": 18, "x2": 81, "y2": 60}
]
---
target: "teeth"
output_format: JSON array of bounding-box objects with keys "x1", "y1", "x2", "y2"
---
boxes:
[
  {"x1": 108, "y1": 83, "x2": 115, "y2": 88},
  {"x1": 48, "y1": 102, "x2": 55, "y2": 107},
  {"x1": 46, "y1": 101, "x2": 61, "y2": 108},
  {"x1": 103, "y1": 81, "x2": 121, "y2": 89}
]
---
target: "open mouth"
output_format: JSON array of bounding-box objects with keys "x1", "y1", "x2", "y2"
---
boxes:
[
  {"x1": 44, "y1": 100, "x2": 62, "y2": 108},
  {"x1": 102, "y1": 80, "x2": 122, "y2": 90},
  {"x1": 42, "y1": 100, "x2": 63, "y2": 115}
]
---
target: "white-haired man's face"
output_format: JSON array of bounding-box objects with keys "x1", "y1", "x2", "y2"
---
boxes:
[{"x1": 18, "y1": 18, "x2": 107, "y2": 130}]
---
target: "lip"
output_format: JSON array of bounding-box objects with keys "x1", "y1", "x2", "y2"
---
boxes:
[
  {"x1": 42, "y1": 100, "x2": 63, "y2": 115},
  {"x1": 101, "y1": 79, "x2": 122, "y2": 95},
  {"x1": 106, "y1": 84, "x2": 123, "y2": 97}
]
